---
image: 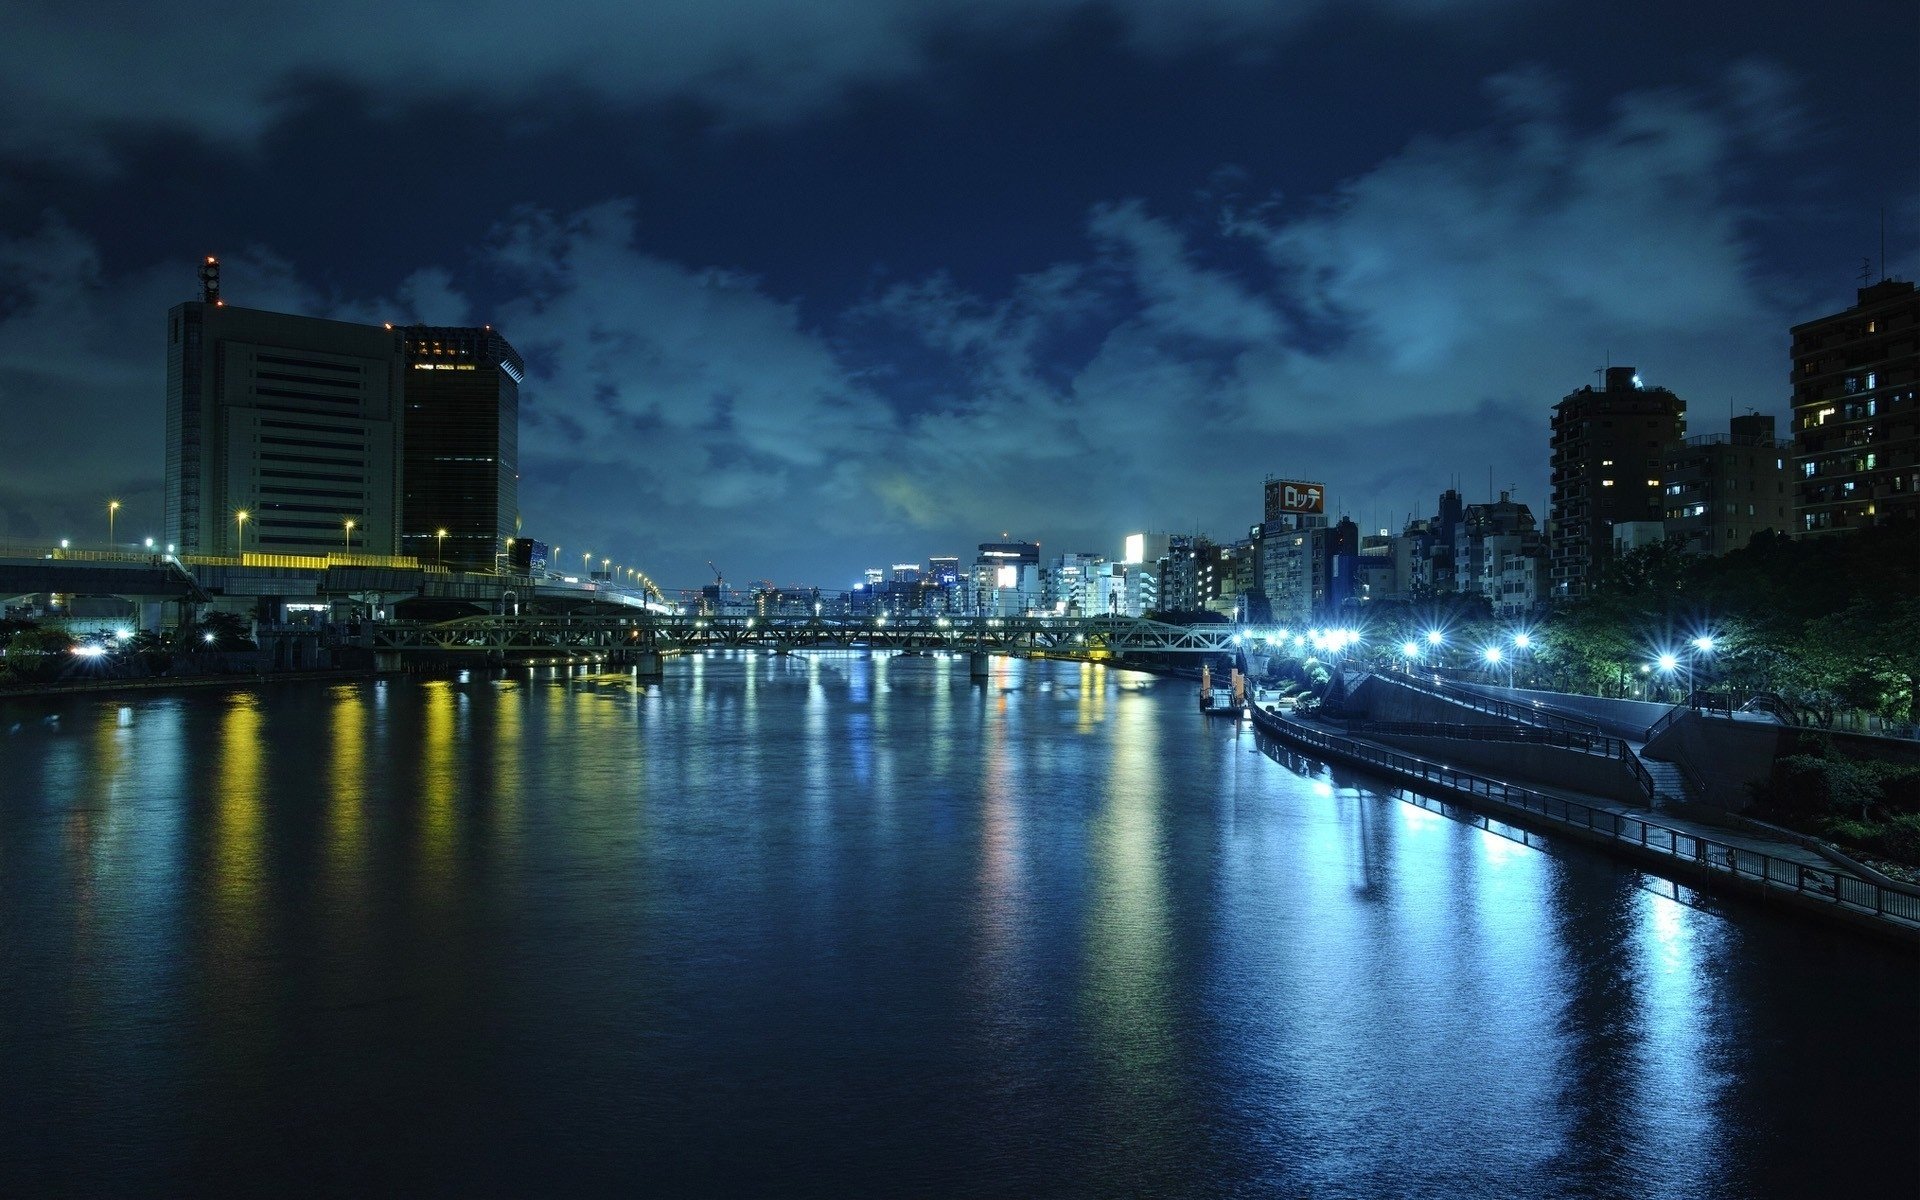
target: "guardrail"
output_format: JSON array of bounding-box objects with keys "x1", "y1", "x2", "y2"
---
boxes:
[
  {"x1": 1255, "y1": 706, "x2": 1919, "y2": 930},
  {"x1": 1342, "y1": 719, "x2": 1636, "y2": 759},
  {"x1": 1383, "y1": 669, "x2": 1607, "y2": 737}
]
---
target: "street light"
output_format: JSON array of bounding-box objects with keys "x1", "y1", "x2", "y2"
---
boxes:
[
  {"x1": 436, "y1": 528, "x2": 448, "y2": 568},
  {"x1": 582, "y1": 550, "x2": 592, "y2": 576},
  {"x1": 234, "y1": 509, "x2": 249, "y2": 557},
  {"x1": 1484, "y1": 644, "x2": 1512, "y2": 689},
  {"x1": 107, "y1": 499, "x2": 120, "y2": 546},
  {"x1": 1686, "y1": 635, "x2": 1716, "y2": 705},
  {"x1": 343, "y1": 518, "x2": 356, "y2": 550},
  {"x1": 1653, "y1": 652, "x2": 1680, "y2": 702}
]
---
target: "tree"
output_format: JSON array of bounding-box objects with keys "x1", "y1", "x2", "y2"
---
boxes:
[{"x1": 4, "y1": 627, "x2": 75, "y2": 682}]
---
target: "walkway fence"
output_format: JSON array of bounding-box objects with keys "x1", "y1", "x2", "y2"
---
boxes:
[{"x1": 1255, "y1": 706, "x2": 1920, "y2": 930}]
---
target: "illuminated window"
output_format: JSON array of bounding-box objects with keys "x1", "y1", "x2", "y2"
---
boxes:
[
  {"x1": 1601, "y1": 480, "x2": 1615, "y2": 487},
  {"x1": 1646, "y1": 479, "x2": 1660, "y2": 487}
]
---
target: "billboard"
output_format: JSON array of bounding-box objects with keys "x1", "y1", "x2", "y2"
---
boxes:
[
  {"x1": 1124, "y1": 533, "x2": 1145, "y2": 565},
  {"x1": 1264, "y1": 479, "x2": 1326, "y2": 520}
]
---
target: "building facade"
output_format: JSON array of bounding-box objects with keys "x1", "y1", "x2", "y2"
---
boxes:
[
  {"x1": 165, "y1": 299, "x2": 404, "y2": 556},
  {"x1": 397, "y1": 325, "x2": 522, "y2": 572},
  {"x1": 1549, "y1": 366, "x2": 1686, "y2": 598},
  {"x1": 1790, "y1": 279, "x2": 1919, "y2": 534},
  {"x1": 1663, "y1": 413, "x2": 1792, "y2": 556},
  {"x1": 1453, "y1": 492, "x2": 1545, "y2": 616}
]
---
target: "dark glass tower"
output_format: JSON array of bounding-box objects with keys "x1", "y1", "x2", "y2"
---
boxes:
[{"x1": 397, "y1": 326, "x2": 522, "y2": 572}]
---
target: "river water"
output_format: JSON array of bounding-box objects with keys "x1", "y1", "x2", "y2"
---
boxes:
[{"x1": 1, "y1": 653, "x2": 1914, "y2": 1197}]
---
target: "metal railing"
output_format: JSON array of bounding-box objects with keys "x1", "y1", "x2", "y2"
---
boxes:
[
  {"x1": 1253, "y1": 706, "x2": 1920, "y2": 930},
  {"x1": 1341, "y1": 719, "x2": 1640, "y2": 761},
  {"x1": 1644, "y1": 702, "x2": 1689, "y2": 742},
  {"x1": 1383, "y1": 668, "x2": 1606, "y2": 736}
]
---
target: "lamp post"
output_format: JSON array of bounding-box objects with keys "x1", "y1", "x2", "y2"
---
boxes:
[
  {"x1": 1483, "y1": 644, "x2": 1509, "y2": 689},
  {"x1": 107, "y1": 499, "x2": 120, "y2": 547},
  {"x1": 1655, "y1": 653, "x2": 1679, "y2": 703},
  {"x1": 1512, "y1": 630, "x2": 1532, "y2": 688},
  {"x1": 234, "y1": 509, "x2": 249, "y2": 557},
  {"x1": 436, "y1": 528, "x2": 448, "y2": 569},
  {"x1": 582, "y1": 550, "x2": 592, "y2": 578},
  {"x1": 343, "y1": 519, "x2": 356, "y2": 551},
  {"x1": 1688, "y1": 635, "x2": 1716, "y2": 708}
]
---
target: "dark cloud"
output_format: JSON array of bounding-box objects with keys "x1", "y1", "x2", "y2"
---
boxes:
[
  {"x1": 1, "y1": 1, "x2": 1912, "y2": 589},
  {"x1": 1, "y1": 1, "x2": 1519, "y2": 167}
]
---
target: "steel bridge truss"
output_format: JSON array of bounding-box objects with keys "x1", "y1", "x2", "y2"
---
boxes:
[{"x1": 367, "y1": 613, "x2": 1251, "y2": 657}]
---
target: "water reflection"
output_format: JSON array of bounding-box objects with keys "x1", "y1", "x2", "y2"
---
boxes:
[
  {"x1": 0, "y1": 661, "x2": 1912, "y2": 1198},
  {"x1": 1083, "y1": 691, "x2": 1182, "y2": 1163}
]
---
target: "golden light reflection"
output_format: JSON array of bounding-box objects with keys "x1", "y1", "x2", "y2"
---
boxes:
[
  {"x1": 419, "y1": 681, "x2": 457, "y2": 892},
  {"x1": 1075, "y1": 660, "x2": 1107, "y2": 733},
  {"x1": 491, "y1": 680, "x2": 523, "y2": 848},
  {"x1": 210, "y1": 693, "x2": 266, "y2": 983},
  {"x1": 327, "y1": 685, "x2": 368, "y2": 881},
  {"x1": 1083, "y1": 692, "x2": 1181, "y2": 1149}
]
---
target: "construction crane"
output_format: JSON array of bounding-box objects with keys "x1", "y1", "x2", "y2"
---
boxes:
[{"x1": 706, "y1": 561, "x2": 724, "y2": 616}]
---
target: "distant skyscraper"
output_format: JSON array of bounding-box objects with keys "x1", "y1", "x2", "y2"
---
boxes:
[
  {"x1": 397, "y1": 325, "x2": 522, "y2": 571},
  {"x1": 165, "y1": 291, "x2": 404, "y2": 556},
  {"x1": 1789, "y1": 279, "x2": 1919, "y2": 534},
  {"x1": 1549, "y1": 366, "x2": 1685, "y2": 598}
]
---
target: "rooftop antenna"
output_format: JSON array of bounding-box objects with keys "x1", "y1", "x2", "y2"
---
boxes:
[
  {"x1": 1881, "y1": 208, "x2": 1888, "y2": 281},
  {"x1": 1859, "y1": 257, "x2": 1873, "y2": 286},
  {"x1": 200, "y1": 255, "x2": 221, "y2": 306}
]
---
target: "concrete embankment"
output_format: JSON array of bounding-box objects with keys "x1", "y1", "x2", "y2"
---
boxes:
[{"x1": 1250, "y1": 702, "x2": 1920, "y2": 947}]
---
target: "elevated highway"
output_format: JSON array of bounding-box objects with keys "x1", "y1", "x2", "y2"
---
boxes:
[{"x1": 0, "y1": 542, "x2": 663, "y2": 621}]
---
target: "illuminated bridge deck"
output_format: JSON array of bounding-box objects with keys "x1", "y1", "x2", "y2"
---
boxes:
[{"x1": 367, "y1": 613, "x2": 1268, "y2": 657}]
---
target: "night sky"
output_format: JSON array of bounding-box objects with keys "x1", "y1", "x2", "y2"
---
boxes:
[{"x1": 2, "y1": 1, "x2": 1914, "y2": 590}]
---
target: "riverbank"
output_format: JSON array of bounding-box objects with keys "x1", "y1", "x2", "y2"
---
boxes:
[
  {"x1": 1250, "y1": 702, "x2": 1920, "y2": 947},
  {"x1": 0, "y1": 667, "x2": 385, "y2": 703}
]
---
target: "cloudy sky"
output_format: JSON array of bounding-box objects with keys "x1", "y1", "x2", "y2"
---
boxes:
[{"x1": 1, "y1": 1, "x2": 1913, "y2": 590}]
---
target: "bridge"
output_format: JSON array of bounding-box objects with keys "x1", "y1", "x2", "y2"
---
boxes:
[
  {"x1": 1, "y1": 542, "x2": 666, "y2": 622},
  {"x1": 364, "y1": 612, "x2": 1255, "y2": 672}
]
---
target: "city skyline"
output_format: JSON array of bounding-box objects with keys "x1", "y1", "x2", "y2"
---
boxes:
[{"x1": 1, "y1": 1, "x2": 1914, "y2": 589}]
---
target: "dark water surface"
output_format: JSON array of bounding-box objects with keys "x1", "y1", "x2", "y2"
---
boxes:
[{"x1": 2, "y1": 654, "x2": 1915, "y2": 1197}]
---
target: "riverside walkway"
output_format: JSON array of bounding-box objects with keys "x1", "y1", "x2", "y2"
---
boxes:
[{"x1": 1250, "y1": 702, "x2": 1920, "y2": 943}]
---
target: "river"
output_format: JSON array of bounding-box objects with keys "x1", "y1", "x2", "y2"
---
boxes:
[{"x1": 1, "y1": 653, "x2": 1914, "y2": 1196}]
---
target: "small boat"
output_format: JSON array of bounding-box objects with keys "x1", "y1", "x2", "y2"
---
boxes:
[{"x1": 1199, "y1": 664, "x2": 1246, "y2": 717}]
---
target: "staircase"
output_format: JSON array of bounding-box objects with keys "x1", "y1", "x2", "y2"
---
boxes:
[{"x1": 1640, "y1": 758, "x2": 1697, "y2": 807}]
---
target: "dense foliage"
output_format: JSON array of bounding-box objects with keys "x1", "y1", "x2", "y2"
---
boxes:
[{"x1": 1352, "y1": 523, "x2": 1920, "y2": 726}]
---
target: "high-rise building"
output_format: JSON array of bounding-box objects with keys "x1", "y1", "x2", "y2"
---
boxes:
[
  {"x1": 973, "y1": 540, "x2": 1040, "y2": 614},
  {"x1": 1790, "y1": 279, "x2": 1919, "y2": 534},
  {"x1": 397, "y1": 325, "x2": 522, "y2": 571},
  {"x1": 165, "y1": 291, "x2": 404, "y2": 556},
  {"x1": 1549, "y1": 366, "x2": 1686, "y2": 598},
  {"x1": 1663, "y1": 413, "x2": 1792, "y2": 556}
]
